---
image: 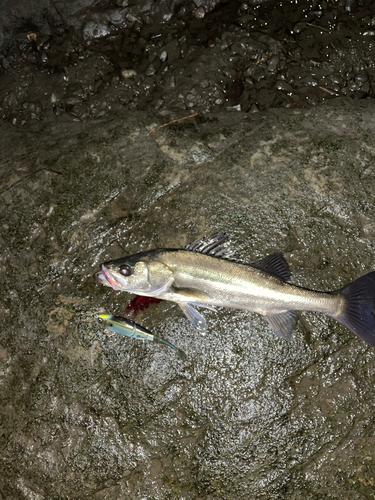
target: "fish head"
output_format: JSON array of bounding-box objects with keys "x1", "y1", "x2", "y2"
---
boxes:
[{"x1": 94, "y1": 250, "x2": 170, "y2": 295}]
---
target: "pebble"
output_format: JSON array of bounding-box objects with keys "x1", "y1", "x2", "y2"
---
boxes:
[
  {"x1": 2, "y1": 0, "x2": 375, "y2": 122},
  {"x1": 275, "y1": 81, "x2": 294, "y2": 92},
  {"x1": 121, "y1": 69, "x2": 137, "y2": 79},
  {"x1": 249, "y1": 103, "x2": 259, "y2": 113},
  {"x1": 252, "y1": 68, "x2": 267, "y2": 82},
  {"x1": 299, "y1": 75, "x2": 319, "y2": 87},
  {"x1": 82, "y1": 20, "x2": 110, "y2": 40},
  {"x1": 65, "y1": 96, "x2": 83, "y2": 107},
  {"x1": 267, "y1": 54, "x2": 280, "y2": 73},
  {"x1": 355, "y1": 71, "x2": 369, "y2": 83},
  {"x1": 194, "y1": 7, "x2": 206, "y2": 19},
  {"x1": 145, "y1": 64, "x2": 156, "y2": 76}
]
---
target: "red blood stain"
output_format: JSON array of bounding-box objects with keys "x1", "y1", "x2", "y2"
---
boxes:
[{"x1": 124, "y1": 295, "x2": 162, "y2": 316}]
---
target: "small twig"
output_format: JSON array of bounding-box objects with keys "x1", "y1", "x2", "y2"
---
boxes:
[
  {"x1": 26, "y1": 33, "x2": 37, "y2": 42},
  {"x1": 50, "y1": 0, "x2": 68, "y2": 30},
  {"x1": 254, "y1": 57, "x2": 266, "y2": 66},
  {"x1": 306, "y1": 23, "x2": 331, "y2": 33},
  {"x1": 318, "y1": 86, "x2": 338, "y2": 96},
  {"x1": 146, "y1": 113, "x2": 198, "y2": 136}
]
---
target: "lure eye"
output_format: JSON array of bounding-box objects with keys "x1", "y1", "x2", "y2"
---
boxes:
[
  {"x1": 120, "y1": 265, "x2": 131, "y2": 276},
  {"x1": 97, "y1": 317, "x2": 103, "y2": 324}
]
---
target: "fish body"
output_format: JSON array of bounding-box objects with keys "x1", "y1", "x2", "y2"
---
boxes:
[
  {"x1": 96, "y1": 314, "x2": 187, "y2": 360},
  {"x1": 94, "y1": 233, "x2": 375, "y2": 346},
  {"x1": 122, "y1": 248, "x2": 345, "y2": 314}
]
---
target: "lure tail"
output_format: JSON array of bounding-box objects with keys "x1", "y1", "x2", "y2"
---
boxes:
[
  {"x1": 175, "y1": 348, "x2": 187, "y2": 361},
  {"x1": 153, "y1": 336, "x2": 187, "y2": 360},
  {"x1": 331, "y1": 271, "x2": 375, "y2": 347}
]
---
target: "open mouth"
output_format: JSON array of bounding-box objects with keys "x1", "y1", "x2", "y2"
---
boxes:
[
  {"x1": 101, "y1": 264, "x2": 122, "y2": 290},
  {"x1": 93, "y1": 265, "x2": 122, "y2": 290}
]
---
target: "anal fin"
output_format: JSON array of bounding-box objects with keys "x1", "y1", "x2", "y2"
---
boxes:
[
  {"x1": 178, "y1": 303, "x2": 207, "y2": 334},
  {"x1": 265, "y1": 311, "x2": 297, "y2": 340}
]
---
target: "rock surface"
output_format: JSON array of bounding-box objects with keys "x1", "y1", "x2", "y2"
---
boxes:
[
  {"x1": 1, "y1": 99, "x2": 375, "y2": 498},
  {"x1": 2, "y1": 0, "x2": 375, "y2": 124}
]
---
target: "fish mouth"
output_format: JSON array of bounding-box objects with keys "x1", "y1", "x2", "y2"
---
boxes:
[
  {"x1": 102, "y1": 264, "x2": 125, "y2": 290},
  {"x1": 93, "y1": 265, "x2": 122, "y2": 291},
  {"x1": 93, "y1": 270, "x2": 110, "y2": 287}
]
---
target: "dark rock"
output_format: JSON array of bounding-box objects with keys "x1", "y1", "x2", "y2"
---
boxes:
[{"x1": 2, "y1": 100, "x2": 375, "y2": 499}]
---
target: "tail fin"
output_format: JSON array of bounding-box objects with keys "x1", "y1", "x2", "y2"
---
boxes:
[
  {"x1": 331, "y1": 271, "x2": 375, "y2": 347},
  {"x1": 153, "y1": 336, "x2": 187, "y2": 361}
]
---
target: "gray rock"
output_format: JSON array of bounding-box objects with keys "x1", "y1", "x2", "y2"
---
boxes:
[
  {"x1": 267, "y1": 54, "x2": 280, "y2": 73},
  {"x1": 194, "y1": 7, "x2": 206, "y2": 19},
  {"x1": 83, "y1": 20, "x2": 111, "y2": 40},
  {"x1": 275, "y1": 80, "x2": 294, "y2": 92},
  {"x1": 1, "y1": 99, "x2": 375, "y2": 499}
]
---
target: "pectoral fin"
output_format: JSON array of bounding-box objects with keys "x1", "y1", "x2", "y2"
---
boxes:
[
  {"x1": 265, "y1": 311, "x2": 297, "y2": 340},
  {"x1": 178, "y1": 303, "x2": 207, "y2": 334},
  {"x1": 147, "y1": 276, "x2": 175, "y2": 296}
]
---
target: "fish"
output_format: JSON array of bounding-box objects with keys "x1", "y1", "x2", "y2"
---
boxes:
[
  {"x1": 93, "y1": 233, "x2": 375, "y2": 347},
  {"x1": 96, "y1": 314, "x2": 187, "y2": 360}
]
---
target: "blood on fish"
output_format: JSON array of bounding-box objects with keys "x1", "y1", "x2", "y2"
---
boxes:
[{"x1": 124, "y1": 295, "x2": 162, "y2": 316}]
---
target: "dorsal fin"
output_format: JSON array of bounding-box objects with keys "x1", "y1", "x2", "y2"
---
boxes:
[
  {"x1": 250, "y1": 253, "x2": 291, "y2": 282},
  {"x1": 185, "y1": 232, "x2": 237, "y2": 259}
]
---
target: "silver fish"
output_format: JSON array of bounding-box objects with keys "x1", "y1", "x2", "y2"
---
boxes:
[
  {"x1": 94, "y1": 233, "x2": 375, "y2": 347},
  {"x1": 96, "y1": 314, "x2": 187, "y2": 360}
]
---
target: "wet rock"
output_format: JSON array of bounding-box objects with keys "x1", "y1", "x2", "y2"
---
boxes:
[
  {"x1": 3, "y1": 0, "x2": 375, "y2": 119},
  {"x1": 299, "y1": 75, "x2": 319, "y2": 87},
  {"x1": 65, "y1": 96, "x2": 83, "y2": 107},
  {"x1": 267, "y1": 54, "x2": 280, "y2": 73},
  {"x1": 252, "y1": 67, "x2": 267, "y2": 82},
  {"x1": 355, "y1": 70, "x2": 369, "y2": 84},
  {"x1": 275, "y1": 80, "x2": 293, "y2": 92},
  {"x1": 153, "y1": 42, "x2": 174, "y2": 68},
  {"x1": 2, "y1": 100, "x2": 375, "y2": 499},
  {"x1": 292, "y1": 22, "x2": 307, "y2": 34},
  {"x1": 83, "y1": 20, "x2": 111, "y2": 40},
  {"x1": 256, "y1": 88, "x2": 277, "y2": 108},
  {"x1": 145, "y1": 63, "x2": 156, "y2": 76},
  {"x1": 194, "y1": 7, "x2": 206, "y2": 19}
]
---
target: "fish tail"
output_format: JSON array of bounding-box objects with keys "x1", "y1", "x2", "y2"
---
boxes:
[
  {"x1": 330, "y1": 271, "x2": 375, "y2": 347},
  {"x1": 154, "y1": 336, "x2": 187, "y2": 360}
]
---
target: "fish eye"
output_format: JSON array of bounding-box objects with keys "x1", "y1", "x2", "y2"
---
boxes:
[
  {"x1": 120, "y1": 265, "x2": 132, "y2": 276},
  {"x1": 97, "y1": 317, "x2": 103, "y2": 324}
]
